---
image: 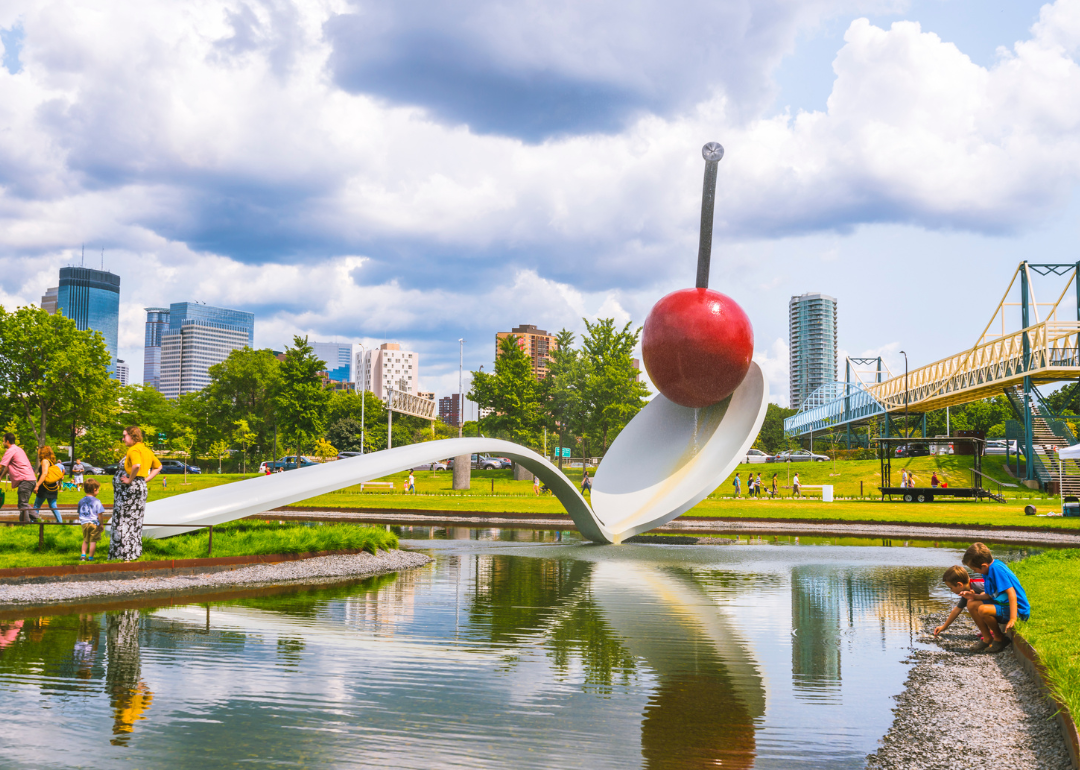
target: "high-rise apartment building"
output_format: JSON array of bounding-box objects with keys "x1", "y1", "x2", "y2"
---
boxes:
[
  {"x1": 496, "y1": 324, "x2": 557, "y2": 379},
  {"x1": 159, "y1": 302, "x2": 255, "y2": 398},
  {"x1": 356, "y1": 343, "x2": 419, "y2": 402},
  {"x1": 312, "y1": 342, "x2": 353, "y2": 383},
  {"x1": 788, "y1": 292, "x2": 838, "y2": 409},
  {"x1": 55, "y1": 267, "x2": 121, "y2": 375},
  {"x1": 143, "y1": 307, "x2": 171, "y2": 391},
  {"x1": 115, "y1": 360, "x2": 129, "y2": 386}
]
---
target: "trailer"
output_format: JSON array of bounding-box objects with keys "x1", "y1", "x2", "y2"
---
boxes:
[{"x1": 874, "y1": 437, "x2": 1006, "y2": 503}]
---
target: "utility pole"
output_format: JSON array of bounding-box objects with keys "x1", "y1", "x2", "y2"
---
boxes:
[
  {"x1": 453, "y1": 338, "x2": 470, "y2": 490},
  {"x1": 900, "y1": 350, "x2": 909, "y2": 439},
  {"x1": 357, "y1": 343, "x2": 366, "y2": 454}
]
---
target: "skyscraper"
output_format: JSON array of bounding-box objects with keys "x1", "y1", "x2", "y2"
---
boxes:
[
  {"x1": 312, "y1": 342, "x2": 353, "y2": 383},
  {"x1": 115, "y1": 360, "x2": 129, "y2": 386},
  {"x1": 143, "y1": 307, "x2": 170, "y2": 391},
  {"x1": 788, "y1": 292, "x2": 838, "y2": 409},
  {"x1": 159, "y1": 302, "x2": 255, "y2": 398},
  {"x1": 356, "y1": 343, "x2": 419, "y2": 401},
  {"x1": 55, "y1": 267, "x2": 121, "y2": 375}
]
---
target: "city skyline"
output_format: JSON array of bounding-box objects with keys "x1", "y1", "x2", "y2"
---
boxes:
[{"x1": 2, "y1": 0, "x2": 1076, "y2": 405}]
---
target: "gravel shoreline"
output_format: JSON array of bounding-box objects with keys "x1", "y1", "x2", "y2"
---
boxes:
[
  {"x1": 0, "y1": 549, "x2": 432, "y2": 607},
  {"x1": 866, "y1": 610, "x2": 1072, "y2": 769}
]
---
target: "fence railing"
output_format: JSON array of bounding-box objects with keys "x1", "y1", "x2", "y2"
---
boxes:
[{"x1": 3, "y1": 521, "x2": 216, "y2": 556}]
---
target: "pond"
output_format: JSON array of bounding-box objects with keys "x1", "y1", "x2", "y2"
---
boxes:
[{"x1": 0, "y1": 534, "x2": 1034, "y2": 768}]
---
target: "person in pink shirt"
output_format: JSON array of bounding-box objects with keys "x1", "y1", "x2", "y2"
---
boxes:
[{"x1": 0, "y1": 433, "x2": 40, "y2": 523}]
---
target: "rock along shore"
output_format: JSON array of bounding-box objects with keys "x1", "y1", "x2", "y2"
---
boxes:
[
  {"x1": 866, "y1": 610, "x2": 1072, "y2": 769},
  {"x1": 0, "y1": 549, "x2": 432, "y2": 607}
]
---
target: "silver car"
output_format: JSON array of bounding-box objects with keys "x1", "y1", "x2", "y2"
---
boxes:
[
  {"x1": 744, "y1": 449, "x2": 773, "y2": 464},
  {"x1": 775, "y1": 449, "x2": 830, "y2": 462}
]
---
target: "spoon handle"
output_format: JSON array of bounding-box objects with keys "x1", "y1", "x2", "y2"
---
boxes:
[{"x1": 696, "y1": 142, "x2": 725, "y2": 289}]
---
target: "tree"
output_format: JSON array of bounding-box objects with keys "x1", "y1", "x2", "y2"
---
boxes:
[
  {"x1": 232, "y1": 419, "x2": 257, "y2": 473},
  {"x1": 209, "y1": 439, "x2": 230, "y2": 474},
  {"x1": 327, "y1": 417, "x2": 364, "y2": 452},
  {"x1": 469, "y1": 335, "x2": 545, "y2": 446},
  {"x1": 579, "y1": 318, "x2": 649, "y2": 452},
  {"x1": 757, "y1": 403, "x2": 798, "y2": 453},
  {"x1": 170, "y1": 427, "x2": 196, "y2": 483},
  {"x1": 543, "y1": 329, "x2": 588, "y2": 468},
  {"x1": 204, "y1": 348, "x2": 282, "y2": 452},
  {"x1": 275, "y1": 336, "x2": 330, "y2": 461},
  {"x1": 312, "y1": 437, "x2": 337, "y2": 461},
  {"x1": 0, "y1": 306, "x2": 115, "y2": 449}
]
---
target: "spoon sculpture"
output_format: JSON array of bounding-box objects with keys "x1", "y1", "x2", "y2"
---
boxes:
[{"x1": 142, "y1": 144, "x2": 767, "y2": 545}]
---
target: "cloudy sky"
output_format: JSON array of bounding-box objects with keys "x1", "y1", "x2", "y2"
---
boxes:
[{"x1": 2, "y1": 0, "x2": 1079, "y2": 407}]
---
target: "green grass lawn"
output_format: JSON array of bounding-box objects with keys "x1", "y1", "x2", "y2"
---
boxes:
[
  {"x1": 1013, "y1": 549, "x2": 1080, "y2": 721},
  {"x1": 0, "y1": 521, "x2": 397, "y2": 570}
]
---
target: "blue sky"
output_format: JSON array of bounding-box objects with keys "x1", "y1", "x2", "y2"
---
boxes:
[{"x1": 0, "y1": 0, "x2": 1077, "y2": 406}]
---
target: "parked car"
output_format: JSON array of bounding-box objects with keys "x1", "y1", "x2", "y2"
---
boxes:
[
  {"x1": 894, "y1": 444, "x2": 930, "y2": 458},
  {"x1": 59, "y1": 460, "x2": 106, "y2": 475},
  {"x1": 160, "y1": 460, "x2": 201, "y2": 474},
  {"x1": 337, "y1": 451, "x2": 363, "y2": 460},
  {"x1": 984, "y1": 440, "x2": 1020, "y2": 455},
  {"x1": 414, "y1": 461, "x2": 448, "y2": 471},
  {"x1": 496, "y1": 457, "x2": 513, "y2": 469},
  {"x1": 264, "y1": 455, "x2": 317, "y2": 472},
  {"x1": 774, "y1": 449, "x2": 830, "y2": 462},
  {"x1": 744, "y1": 449, "x2": 773, "y2": 464},
  {"x1": 447, "y1": 454, "x2": 503, "y2": 471}
]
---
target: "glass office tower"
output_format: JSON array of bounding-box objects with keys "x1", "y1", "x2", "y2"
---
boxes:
[
  {"x1": 56, "y1": 267, "x2": 121, "y2": 375},
  {"x1": 159, "y1": 302, "x2": 255, "y2": 398},
  {"x1": 143, "y1": 307, "x2": 171, "y2": 391},
  {"x1": 312, "y1": 342, "x2": 353, "y2": 383}
]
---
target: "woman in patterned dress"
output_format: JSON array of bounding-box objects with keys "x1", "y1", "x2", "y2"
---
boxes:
[{"x1": 108, "y1": 426, "x2": 162, "y2": 561}]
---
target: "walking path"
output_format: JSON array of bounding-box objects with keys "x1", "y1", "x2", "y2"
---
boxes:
[
  {"x1": 271, "y1": 509, "x2": 1080, "y2": 546},
  {"x1": 0, "y1": 549, "x2": 431, "y2": 607},
  {"x1": 867, "y1": 610, "x2": 1074, "y2": 769}
]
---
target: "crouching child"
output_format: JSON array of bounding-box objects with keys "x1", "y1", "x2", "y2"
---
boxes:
[
  {"x1": 78, "y1": 479, "x2": 106, "y2": 562},
  {"x1": 933, "y1": 565, "x2": 986, "y2": 640},
  {"x1": 961, "y1": 542, "x2": 1031, "y2": 653}
]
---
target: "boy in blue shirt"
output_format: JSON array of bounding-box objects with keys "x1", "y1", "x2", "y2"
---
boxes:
[
  {"x1": 78, "y1": 478, "x2": 106, "y2": 562},
  {"x1": 961, "y1": 542, "x2": 1031, "y2": 653}
]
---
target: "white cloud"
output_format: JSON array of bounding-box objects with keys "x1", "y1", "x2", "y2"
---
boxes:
[{"x1": 754, "y1": 337, "x2": 790, "y2": 406}]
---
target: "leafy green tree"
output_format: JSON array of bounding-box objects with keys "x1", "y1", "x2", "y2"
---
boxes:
[
  {"x1": 208, "y1": 438, "x2": 230, "y2": 473},
  {"x1": 204, "y1": 348, "x2": 282, "y2": 452},
  {"x1": 757, "y1": 403, "x2": 798, "y2": 453},
  {"x1": 275, "y1": 336, "x2": 330, "y2": 460},
  {"x1": 327, "y1": 417, "x2": 364, "y2": 452},
  {"x1": 170, "y1": 427, "x2": 197, "y2": 482},
  {"x1": 579, "y1": 318, "x2": 649, "y2": 452},
  {"x1": 469, "y1": 335, "x2": 545, "y2": 446},
  {"x1": 0, "y1": 305, "x2": 115, "y2": 449},
  {"x1": 312, "y1": 437, "x2": 337, "y2": 461},
  {"x1": 543, "y1": 329, "x2": 588, "y2": 467},
  {"x1": 232, "y1": 419, "x2": 257, "y2": 473}
]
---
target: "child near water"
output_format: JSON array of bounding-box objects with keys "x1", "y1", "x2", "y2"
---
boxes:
[
  {"x1": 932, "y1": 565, "x2": 986, "y2": 640},
  {"x1": 961, "y1": 542, "x2": 1031, "y2": 653},
  {"x1": 78, "y1": 479, "x2": 106, "y2": 562}
]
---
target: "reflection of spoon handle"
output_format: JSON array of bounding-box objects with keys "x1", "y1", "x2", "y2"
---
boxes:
[{"x1": 696, "y1": 142, "x2": 725, "y2": 289}]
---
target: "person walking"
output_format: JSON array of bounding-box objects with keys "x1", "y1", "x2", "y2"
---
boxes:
[
  {"x1": 792, "y1": 472, "x2": 801, "y2": 498},
  {"x1": 109, "y1": 426, "x2": 162, "y2": 562},
  {"x1": 0, "y1": 433, "x2": 39, "y2": 523},
  {"x1": 755, "y1": 473, "x2": 763, "y2": 499},
  {"x1": 733, "y1": 473, "x2": 742, "y2": 498},
  {"x1": 581, "y1": 470, "x2": 592, "y2": 496},
  {"x1": 533, "y1": 474, "x2": 540, "y2": 496},
  {"x1": 32, "y1": 445, "x2": 64, "y2": 523},
  {"x1": 71, "y1": 458, "x2": 85, "y2": 487},
  {"x1": 771, "y1": 473, "x2": 778, "y2": 498}
]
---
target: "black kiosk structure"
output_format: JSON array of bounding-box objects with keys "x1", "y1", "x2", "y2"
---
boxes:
[{"x1": 875, "y1": 437, "x2": 1006, "y2": 503}]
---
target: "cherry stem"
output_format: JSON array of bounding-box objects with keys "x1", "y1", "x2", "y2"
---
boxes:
[{"x1": 696, "y1": 142, "x2": 724, "y2": 289}]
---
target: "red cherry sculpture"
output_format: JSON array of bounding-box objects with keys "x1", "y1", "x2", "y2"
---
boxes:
[
  {"x1": 641, "y1": 142, "x2": 754, "y2": 408},
  {"x1": 642, "y1": 288, "x2": 753, "y2": 408}
]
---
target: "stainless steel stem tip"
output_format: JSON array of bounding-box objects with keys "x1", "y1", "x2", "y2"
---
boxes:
[{"x1": 702, "y1": 142, "x2": 724, "y2": 162}]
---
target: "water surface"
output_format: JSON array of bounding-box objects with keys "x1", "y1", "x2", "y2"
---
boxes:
[{"x1": 0, "y1": 535, "x2": 1032, "y2": 768}]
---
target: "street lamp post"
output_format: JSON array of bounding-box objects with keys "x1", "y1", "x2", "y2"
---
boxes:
[
  {"x1": 356, "y1": 343, "x2": 366, "y2": 455},
  {"x1": 900, "y1": 350, "x2": 909, "y2": 438},
  {"x1": 458, "y1": 339, "x2": 465, "y2": 438},
  {"x1": 477, "y1": 365, "x2": 484, "y2": 437}
]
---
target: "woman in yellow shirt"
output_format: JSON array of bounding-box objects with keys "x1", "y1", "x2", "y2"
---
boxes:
[{"x1": 108, "y1": 426, "x2": 162, "y2": 561}]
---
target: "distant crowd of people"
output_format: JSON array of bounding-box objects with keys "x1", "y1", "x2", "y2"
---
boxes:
[{"x1": 0, "y1": 425, "x2": 161, "y2": 562}]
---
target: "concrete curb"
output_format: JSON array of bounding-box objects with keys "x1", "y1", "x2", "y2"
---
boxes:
[
  {"x1": 1013, "y1": 632, "x2": 1080, "y2": 770},
  {"x1": 0, "y1": 549, "x2": 373, "y2": 585}
]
